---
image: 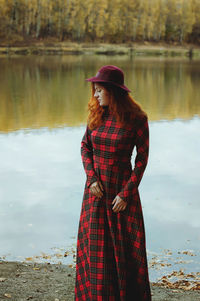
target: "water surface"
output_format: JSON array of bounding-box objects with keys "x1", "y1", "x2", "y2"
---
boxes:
[{"x1": 0, "y1": 55, "x2": 199, "y2": 281}]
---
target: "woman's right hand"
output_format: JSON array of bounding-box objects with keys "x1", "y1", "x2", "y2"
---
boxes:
[{"x1": 89, "y1": 181, "x2": 104, "y2": 198}]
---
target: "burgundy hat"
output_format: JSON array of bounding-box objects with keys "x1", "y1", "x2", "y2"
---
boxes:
[{"x1": 86, "y1": 65, "x2": 131, "y2": 92}]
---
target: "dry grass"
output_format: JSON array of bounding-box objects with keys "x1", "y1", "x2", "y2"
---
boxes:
[{"x1": 0, "y1": 41, "x2": 200, "y2": 57}]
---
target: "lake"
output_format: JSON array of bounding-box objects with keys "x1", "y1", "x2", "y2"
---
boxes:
[{"x1": 0, "y1": 55, "x2": 200, "y2": 282}]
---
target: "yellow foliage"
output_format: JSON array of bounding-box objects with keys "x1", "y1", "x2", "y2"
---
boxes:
[{"x1": 0, "y1": 0, "x2": 199, "y2": 43}]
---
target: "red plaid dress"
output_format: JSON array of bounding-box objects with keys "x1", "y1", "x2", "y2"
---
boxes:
[{"x1": 75, "y1": 107, "x2": 151, "y2": 301}]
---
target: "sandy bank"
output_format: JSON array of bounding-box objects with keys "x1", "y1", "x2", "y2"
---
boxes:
[
  {"x1": 0, "y1": 261, "x2": 200, "y2": 300},
  {"x1": 0, "y1": 42, "x2": 200, "y2": 57}
]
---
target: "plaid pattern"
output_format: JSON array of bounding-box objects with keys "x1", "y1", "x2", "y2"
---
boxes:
[{"x1": 75, "y1": 108, "x2": 151, "y2": 301}]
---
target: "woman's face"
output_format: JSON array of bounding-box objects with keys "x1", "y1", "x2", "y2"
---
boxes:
[{"x1": 94, "y1": 83, "x2": 110, "y2": 106}]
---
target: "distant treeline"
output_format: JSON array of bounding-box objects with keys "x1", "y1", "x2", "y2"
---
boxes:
[{"x1": 0, "y1": 0, "x2": 200, "y2": 44}]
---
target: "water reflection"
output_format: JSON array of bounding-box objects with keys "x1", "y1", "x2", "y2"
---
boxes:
[
  {"x1": 0, "y1": 127, "x2": 84, "y2": 260},
  {"x1": 0, "y1": 55, "x2": 200, "y2": 132}
]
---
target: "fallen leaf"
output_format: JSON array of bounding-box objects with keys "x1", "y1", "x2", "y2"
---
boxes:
[
  {"x1": 184, "y1": 284, "x2": 196, "y2": 291},
  {"x1": 4, "y1": 293, "x2": 12, "y2": 298},
  {"x1": 193, "y1": 283, "x2": 200, "y2": 290},
  {"x1": 181, "y1": 250, "x2": 196, "y2": 256},
  {"x1": 163, "y1": 249, "x2": 172, "y2": 255},
  {"x1": 0, "y1": 277, "x2": 6, "y2": 282},
  {"x1": 55, "y1": 253, "x2": 63, "y2": 258},
  {"x1": 40, "y1": 252, "x2": 52, "y2": 259}
]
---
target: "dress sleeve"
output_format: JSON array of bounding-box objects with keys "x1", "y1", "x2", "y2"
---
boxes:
[
  {"x1": 81, "y1": 126, "x2": 98, "y2": 188},
  {"x1": 117, "y1": 115, "x2": 149, "y2": 203}
]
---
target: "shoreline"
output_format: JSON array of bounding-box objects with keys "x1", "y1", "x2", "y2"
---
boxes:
[
  {"x1": 0, "y1": 42, "x2": 200, "y2": 57},
  {"x1": 0, "y1": 260, "x2": 199, "y2": 301}
]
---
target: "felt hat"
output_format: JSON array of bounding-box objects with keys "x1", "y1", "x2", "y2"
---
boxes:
[{"x1": 85, "y1": 65, "x2": 131, "y2": 92}]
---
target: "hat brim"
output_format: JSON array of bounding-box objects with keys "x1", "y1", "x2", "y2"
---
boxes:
[{"x1": 85, "y1": 77, "x2": 131, "y2": 92}]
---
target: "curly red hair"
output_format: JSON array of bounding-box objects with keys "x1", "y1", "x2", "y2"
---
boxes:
[{"x1": 87, "y1": 82, "x2": 147, "y2": 130}]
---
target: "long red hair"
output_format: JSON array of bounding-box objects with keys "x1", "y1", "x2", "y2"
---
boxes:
[{"x1": 87, "y1": 82, "x2": 147, "y2": 130}]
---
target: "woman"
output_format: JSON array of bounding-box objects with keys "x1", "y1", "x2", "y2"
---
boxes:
[{"x1": 75, "y1": 65, "x2": 151, "y2": 301}]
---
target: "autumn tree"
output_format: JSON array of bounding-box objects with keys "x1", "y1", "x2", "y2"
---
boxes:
[{"x1": 0, "y1": 0, "x2": 199, "y2": 44}]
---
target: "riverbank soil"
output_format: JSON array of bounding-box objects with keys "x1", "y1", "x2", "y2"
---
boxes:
[
  {"x1": 0, "y1": 41, "x2": 200, "y2": 57},
  {"x1": 0, "y1": 261, "x2": 200, "y2": 300}
]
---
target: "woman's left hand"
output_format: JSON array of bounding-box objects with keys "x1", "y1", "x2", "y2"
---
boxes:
[{"x1": 112, "y1": 195, "x2": 127, "y2": 213}]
